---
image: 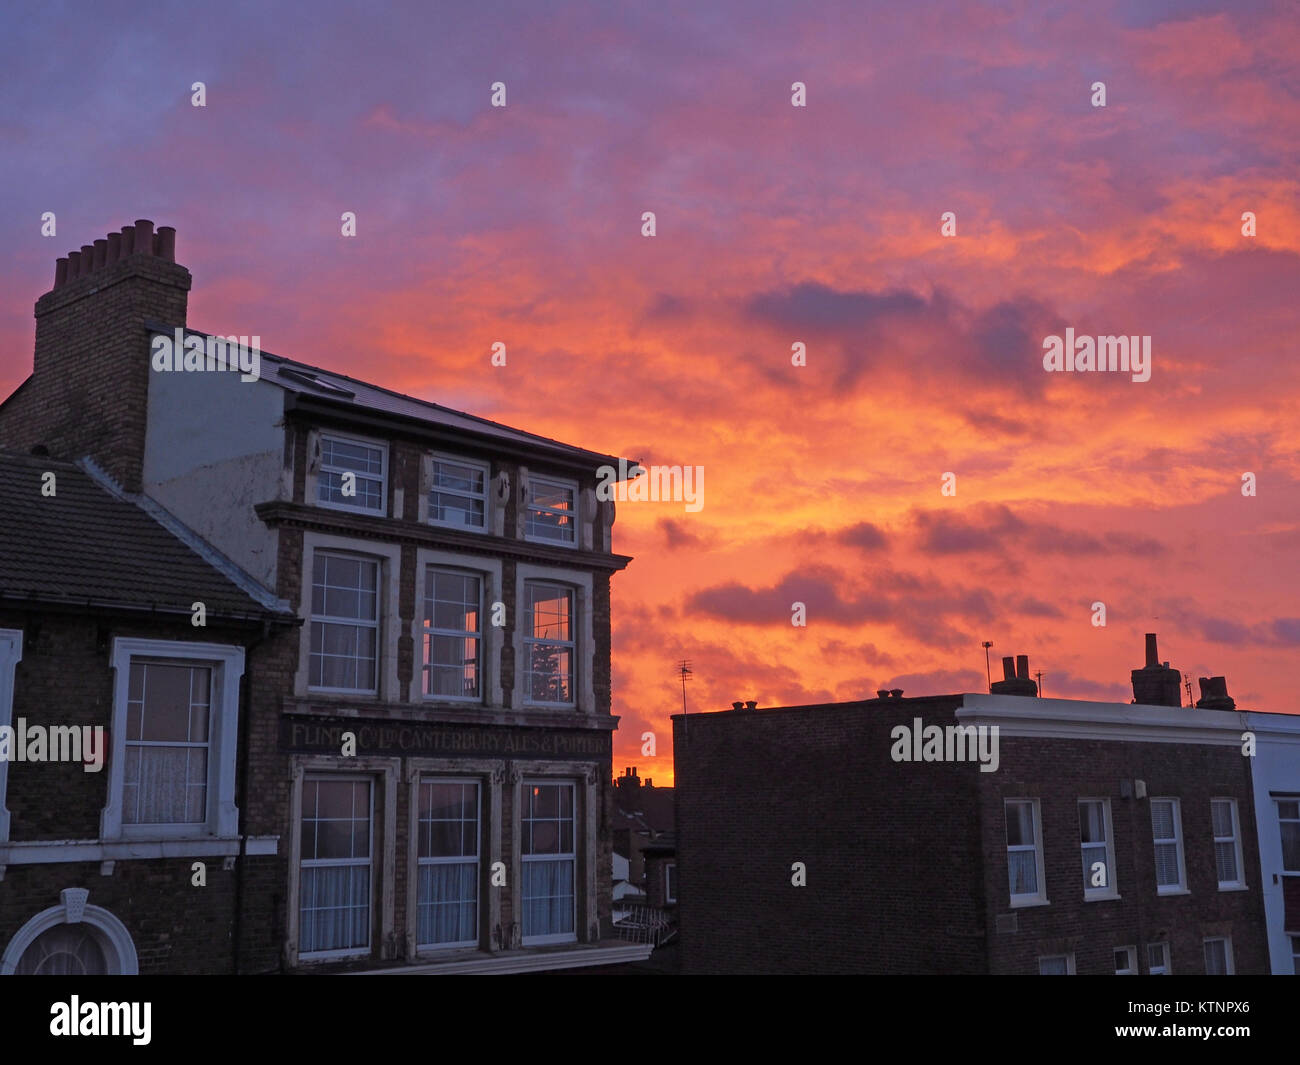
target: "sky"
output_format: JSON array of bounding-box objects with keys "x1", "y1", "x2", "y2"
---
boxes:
[{"x1": 2, "y1": 1, "x2": 1298, "y2": 785}]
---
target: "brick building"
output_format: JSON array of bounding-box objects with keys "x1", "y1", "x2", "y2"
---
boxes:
[
  {"x1": 673, "y1": 640, "x2": 1272, "y2": 975},
  {"x1": 0, "y1": 449, "x2": 295, "y2": 974},
  {"x1": 0, "y1": 220, "x2": 648, "y2": 973}
]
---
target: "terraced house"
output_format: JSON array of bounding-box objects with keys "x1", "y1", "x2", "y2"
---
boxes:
[{"x1": 0, "y1": 220, "x2": 647, "y2": 973}]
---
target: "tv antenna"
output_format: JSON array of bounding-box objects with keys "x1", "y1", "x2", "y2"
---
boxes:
[
  {"x1": 677, "y1": 660, "x2": 693, "y2": 737},
  {"x1": 1034, "y1": 670, "x2": 1043, "y2": 698},
  {"x1": 981, "y1": 641, "x2": 993, "y2": 693}
]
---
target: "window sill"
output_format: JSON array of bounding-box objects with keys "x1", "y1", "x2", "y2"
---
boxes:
[
  {"x1": 1156, "y1": 887, "x2": 1191, "y2": 896},
  {"x1": 1217, "y1": 884, "x2": 1249, "y2": 892},
  {"x1": 1009, "y1": 897, "x2": 1051, "y2": 909},
  {"x1": 0, "y1": 836, "x2": 279, "y2": 864},
  {"x1": 1084, "y1": 892, "x2": 1122, "y2": 903}
]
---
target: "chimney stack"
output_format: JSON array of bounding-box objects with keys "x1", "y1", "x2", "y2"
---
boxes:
[
  {"x1": 1195, "y1": 676, "x2": 1236, "y2": 711},
  {"x1": 991, "y1": 654, "x2": 1038, "y2": 696},
  {"x1": 0, "y1": 219, "x2": 192, "y2": 492},
  {"x1": 1131, "y1": 633, "x2": 1182, "y2": 706}
]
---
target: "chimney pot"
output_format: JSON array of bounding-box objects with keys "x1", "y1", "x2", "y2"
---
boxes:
[
  {"x1": 1001, "y1": 656, "x2": 1016, "y2": 681},
  {"x1": 1145, "y1": 633, "x2": 1159, "y2": 667},
  {"x1": 1015, "y1": 654, "x2": 1029, "y2": 680},
  {"x1": 731, "y1": 701, "x2": 744, "y2": 710},
  {"x1": 889, "y1": 688, "x2": 903, "y2": 699},
  {"x1": 106, "y1": 232, "x2": 121, "y2": 263},
  {"x1": 80, "y1": 245, "x2": 94, "y2": 272},
  {"x1": 876, "y1": 689, "x2": 890, "y2": 700},
  {"x1": 120, "y1": 225, "x2": 135, "y2": 255},
  {"x1": 92, "y1": 239, "x2": 108, "y2": 270},
  {"x1": 67, "y1": 251, "x2": 82, "y2": 278},
  {"x1": 133, "y1": 219, "x2": 154, "y2": 254},
  {"x1": 54, "y1": 257, "x2": 68, "y2": 287},
  {"x1": 156, "y1": 226, "x2": 176, "y2": 261},
  {"x1": 744, "y1": 700, "x2": 758, "y2": 710}
]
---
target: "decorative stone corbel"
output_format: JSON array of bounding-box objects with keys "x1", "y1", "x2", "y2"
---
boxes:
[
  {"x1": 493, "y1": 469, "x2": 510, "y2": 538},
  {"x1": 580, "y1": 486, "x2": 596, "y2": 551}
]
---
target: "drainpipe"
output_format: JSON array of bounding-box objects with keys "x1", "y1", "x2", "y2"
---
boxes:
[{"x1": 232, "y1": 618, "x2": 274, "y2": 974}]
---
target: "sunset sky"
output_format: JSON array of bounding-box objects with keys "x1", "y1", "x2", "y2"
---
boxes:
[{"x1": 3, "y1": 2, "x2": 1298, "y2": 784}]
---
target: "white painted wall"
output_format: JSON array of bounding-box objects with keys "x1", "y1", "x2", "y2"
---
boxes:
[
  {"x1": 143, "y1": 359, "x2": 285, "y2": 588},
  {"x1": 1245, "y1": 712, "x2": 1300, "y2": 974}
]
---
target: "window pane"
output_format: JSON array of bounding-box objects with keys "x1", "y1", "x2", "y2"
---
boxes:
[
  {"x1": 1151, "y1": 801, "x2": 1174, "y2": 839},
  {"x1": 1215, "y1": 841, "x2": 1238, "y2": 884},
  {"x1": 1211, "y1": 800, "x2": 1234, "y2": 838},
  {"x1": 1006, "y1": 803, "x2": 1033, "y2": 847},
  {"x1": 1204, "y1": 940, "x2": 1227, "y2": 975},
  {"x1": 1281, "y1": 822, "x2": 1300, "y2": 872},
  {"x1": 1008, "y1": 851, "x2": 1037, "y2": 896},
  {"x1": 1039, "y1": 956, "x2": 1067, "y2": 975},
  {"x1": 1079, "y1": 801, "x2": 1105, "y2": 843},
  {"x1": 522, "y1": 858, "x2": 575, "y2": 938}
]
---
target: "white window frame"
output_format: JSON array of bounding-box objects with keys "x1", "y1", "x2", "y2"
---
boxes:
[
  {"x1": 1079, "y1": 798, "x2": 1118, "y2": 900},
  {"x1": 521, "y1": 581, "x2": 577, "y2": 709},
  {"x1": 1147, "y1": 941, "x2": 1170, "y2": 974},
  {"x1": 121, "y1": 659, "x2": 214, "y2": 828},
  {"x1": 420, "y1": 567, "x2": 484, "y2": 704},
  {"x1": 1203, "y1": 936, "x2": 1234, "y2": 975},
  {"x1": 1038, "y1": 953, "x2": 1074, "y2": 975},
  {"x1": 1289, "y1": 933, "x2": 1299, "y2": 975},
  {"x1": 1151, "y1": 797, "x2": 1188, "y2": 895},
  {"x1": 1211, "y1": 797, "x2": 1247, "y2": 890},
  {"x1": 665, "y1": 862, "x2": 677, "y2": 904},
  {"x1": 524, "y1": 474, "x2": 579, "y2": 548},
  {"x1": 285, "y1": 757, "x2": 399, "y2": 969},
  {"x1": 409, "y1": 549, "x2": 503, "y2": 707},
  {"x1": 308, "y1": 550, "x2": 381, "y2": 696},
  {"x1": 513, "y1": 563, "x2": 594, "y2": 713},
  {"x1": 1005, "y1": 798, "x2": 1048, "y2": 907},
  {"x1": 520, "y1": 779, "x2": 578, "y2": 946},
  {"x1": 297, "y1": 533, "x2": 401, "y2": 702},
  {"x1": 0, "y1": 629, "x2": 23, "y2": 843},
  {"x1": 427, "y1": 453, "x2": 491, "y2": 533},
  {"x1": 102, "y1": 638, "x2": 244, "y2": 842},
  {"x1": 414, "y1": 777, "x2": 481, "y2": 950},
  {"x1": 313, "y1": 431, "x2": 388, "y2": 516},
  {"x1": 1113, "y1": 945, "x2": 1137, "y2": 975},
  {"x1": 1277, "y1": 798, "x2": 1300, "y2": 874},
  {"x1": 297, "y1": 774, "x2": 375, "y2": 960}
]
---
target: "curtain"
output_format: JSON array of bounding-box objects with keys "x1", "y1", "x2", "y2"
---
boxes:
[
  {"x1": 15, "y1": 925, "x2": 108, "y2": 975},
  {"x1": 124, "y1": 746, "x2": 206, "y2": 824},
  {"x1": 417, "y1": 862, "x2": 477, "y2": 945},
  {"x1": 522, "y1": 859, "x2": 575, "y2": 937},
  {"x1": 300, "y1": 864, "x2": 369, "y2": 952}
]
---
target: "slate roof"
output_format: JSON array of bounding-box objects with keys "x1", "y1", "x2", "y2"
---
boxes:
[
  {"x1": 0, "y1": 449, "x2": 289, "y2": 621},
  {"x1": 145, "y1": 323, "x2": 637, "y2": 471}
]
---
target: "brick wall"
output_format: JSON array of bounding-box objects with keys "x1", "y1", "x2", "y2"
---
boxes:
[
  {"x1": 673, "y1": 696, "x2": 987, "y2": 974},
  {"x1": 0, "y1": 607, "x2": 274, "y2": 974},
  {"x1": 980, "y1": 733, "x2": 1269, "y2": 975},
  {"x1": 0, "y1": 250, "x2": 190, "y2": 492}
]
